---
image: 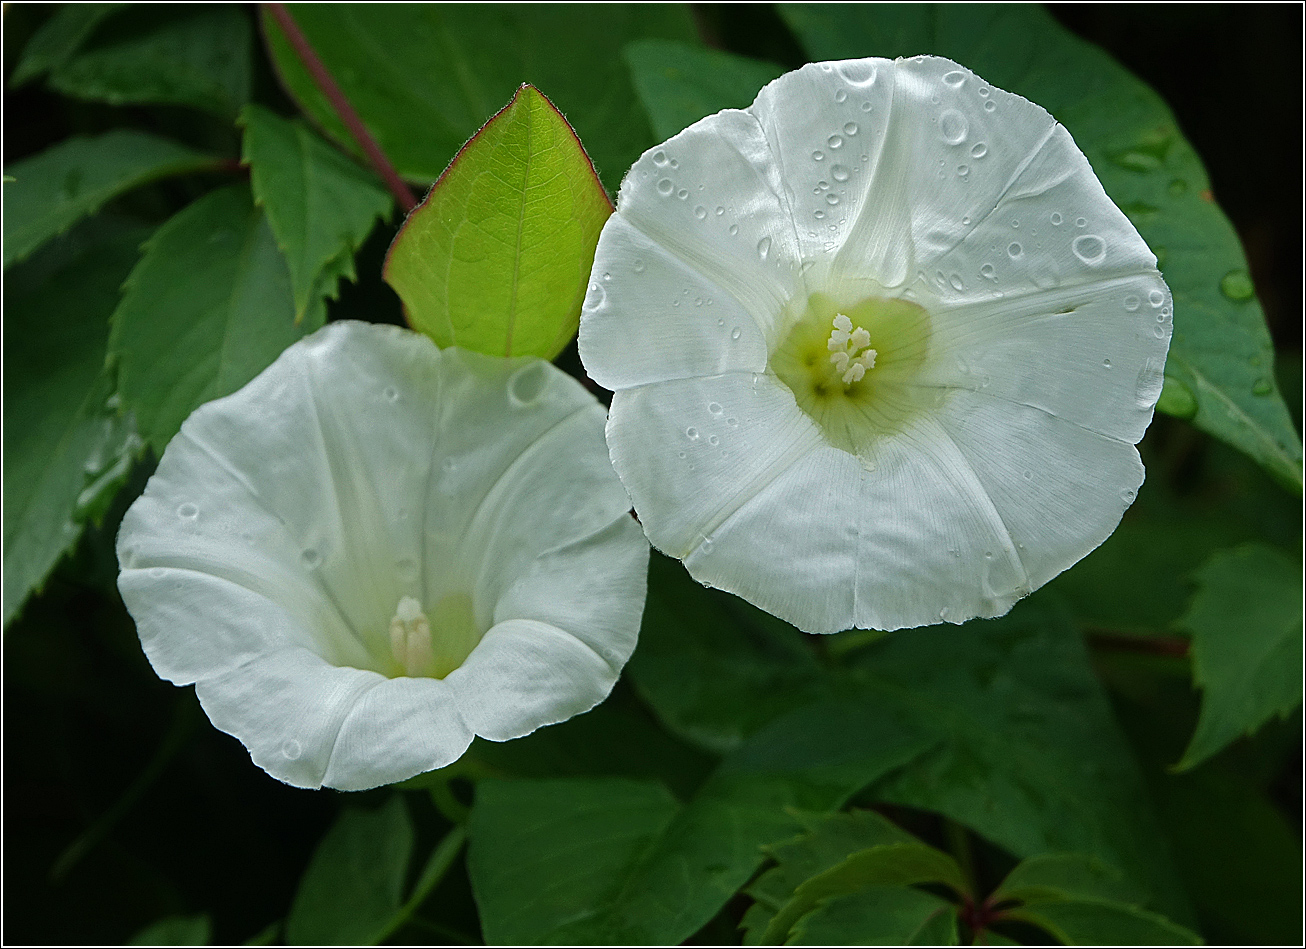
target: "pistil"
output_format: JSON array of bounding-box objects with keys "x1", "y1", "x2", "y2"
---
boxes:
[{"x1": 389, "y1": 595, "x2": 434, "y2": 677}]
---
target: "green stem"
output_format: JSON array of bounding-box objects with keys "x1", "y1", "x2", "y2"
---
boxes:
[
  {"x1": 376, "y1": 823, "x2": 468, "y2": 943},
  {"x1": 943, "y1": 817, "x2": 977, "y2": 901}
]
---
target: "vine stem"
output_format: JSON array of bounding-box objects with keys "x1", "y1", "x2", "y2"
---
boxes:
[
  {"x1": 1086, "y1": 628, "x2": 1190, "y2": 658},
  {"x1": 264, "y1": 3, "x2": 417, "y2": 213}
]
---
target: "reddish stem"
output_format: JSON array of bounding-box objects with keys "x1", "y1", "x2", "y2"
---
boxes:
[
  {"x1": 265, "y1": 3, "x2": 417, "y2": 213},
  {"x1": 1086, "y1": 628, "x2": 1190, "y2": 658}
]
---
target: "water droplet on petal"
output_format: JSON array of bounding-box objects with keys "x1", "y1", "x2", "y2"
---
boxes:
[
  {"x1": 757, "y1": 236, "x2": 772, "y2": 259},
  {"x1": 980, "y1": 263, "x2": 996, "y2": 280},
  {"x1": 177, "y1": 503, "x2": 198, "y2": 520},
  {"x1": 656, "y1": 178, "x2": 673, "y2": 196},
  {"x1": 694, "y1": 205, "x2": 707, "y2": 220},
  {"x1": 384, "y1": 386, "x2": 399, "y2": 402},
  {"x1": 1121, "y1": 488, "x2": 1137, "y2": 504},
  {"x1": 939, "y1": 109, "x2": 968, "y2": 144},
  {"x1": 686, "y1": 427, "x2": 699, "y2": 440},
  {"x1": 831, "y1": 164, "x2": 850, "y2": 182},
  {"x1": 983, "y1": 100, "x2": 996, "y2": 112},
  {"x1": 1148, "y1": 290, "x2": 1165, "y2": 307},
  {"x1": 1103, "y1": 358, "x2": 1112, "y2": 369},
  {"x1": 633, "y1": 259, "x2": 646, "y2": 274},
  {"x1": 1123, "y1": 294, "x2": 1140, "y2": 311},
  {"x1": 583, "y1": 281, "x2": 605, "y2": 310},
  {"x1": 834, "y1": 88, "x2": 848, "y2": 103},
  {"x1": 282, "y1": 739, "x2": 302, "y2": 760},
  {"x1": 942, "y1": 69, "x2": 966, "y2": 87},
  {"x1": 826, "y1": 194, "x2": 839, "y2": 206},
  {"x1": 1007, "y1": 242, "x2": 1023, "y2": 258},
  {"x1": 1135, "y1": 360, "x2": 1166, "y2": 407},
  {"x1": 676, "y1": 188, "x2": 689, "y2": 200},
  {"x1": 728, "y1": 224, "x2": 739, "y2": 236},
  {"x1": 653, "y1": 150, "x2": 667, "y2": 166},
  {"x1": 843, "y1": 122, "x2": 858, "y2": 136},
  {"x1": 1075, "y1": 216, "x2": 1088, "y2": 227},
  {"x1": 1072, "y1": 234, "x2": 1107, "y2": 265},
  {"x1": 837, "y1": 61, "x2": 877, "y2": 87},
  {"x1": 301, "y1": 548, "x2": 321, "y2": 568},
  {"x1": 730, "y1": 327, "x2": 742, "y2": 340},
  {"x1": 708, "y1": 402, "x2": 723, "y2": 415},
  {"x1": 969, "y1": 142, "x2": 988, "y2": 159},
  {"x1": 708, "y1": 434, "x2": 719, "y2": 446},
  {"x1": 812, "y1": 149, "x2": 825, "y2": 161},
  {"x1": 957, "y1": 164, "x2": 969, "y2": 178}
]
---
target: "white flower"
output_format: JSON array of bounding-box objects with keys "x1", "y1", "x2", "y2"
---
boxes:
[
  {"x1": 117, "y1": 321, "x2": 648, "y2": 790},
  {"x1": 579, "y1": 56, "x2": 1171, "y2": 634}
]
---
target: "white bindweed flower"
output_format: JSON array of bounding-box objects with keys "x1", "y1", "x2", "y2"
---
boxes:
[
  {"x1": 117, "y1": 321, "x2": 648, "y2": 790},
  {"x1": 580, "y1": 56, "x2": 1171, "y2": 634}
]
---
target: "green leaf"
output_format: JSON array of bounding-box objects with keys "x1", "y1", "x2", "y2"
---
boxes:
[
  {"x1": 623, "y1": 38, "x2": 785, "y2": 140},
  {"x1": 128, "y1": 913, "x2": 212, "y2": 946},
  {"x1": 3, "y1": 130, "x2": 220, "y2": 269},
  {"x1": 384, "y1": 84, "x2": 612, "y2": 360},
  {"x1": 743, "y1": 809, "x2": 918, "y2": 943},
  {"x1": 994, "y1": 853, "x2": 1141, "y2": 907},
  {"x1": 3, "y1": 219, "x2": 148, "y2": 628},
  {"x1": 107, "y1": 184, "x2": 326, "y2": 454},
  {"x1": 260, "y1": 4, "x2": 695, "y2": 189},
  {"x1": 240, "y1": 104, "x2": 392, "y2": 321},
  {"x1": 1176, "y1": 544, "x2": 1303, "y2": 770},
  {"x1": 765, "y1": 843, "x2": 966, "y2": 944},
  {"x1": 9, "y1": 2, "x2": 127, "y2": 87},
  {"x1": 628, "y1": 554, "x2": 825, "y2": 753},
  {"x1": 468, "y1": 701, "x2": 930, "y2": 944},
  {"x1": 788, "y1": 886, "x2": 958, "y2": 946},
  {"x1": 47, "y1": 6, "x2": 252, "y2": 118},
  {"x1": 286, "y1": 796, "x2": 414, "y2": 946},
  {"x1": 851, "y1": 601, "x2": 1191, "y2": 923},
  {"x1": 778, "y1": 2, "x2": 1302, "y2": 491},
  {"x1": 1006, "y1": 899, "x2": 1202, "y2": 946}
]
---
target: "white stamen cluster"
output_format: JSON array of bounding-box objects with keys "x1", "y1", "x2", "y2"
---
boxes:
[
  {"x1": 389, "y1": 595, "x2": 434, "y2": 677},
  {"x1": 827, "y1": 313, "x2": 877, "y2": 385}
]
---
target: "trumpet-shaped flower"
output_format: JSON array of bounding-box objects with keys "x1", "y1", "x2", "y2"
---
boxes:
[
  {"x1": 117, "y1": 321, "x2": 648, "y2": 790},
  {"x1": 579, "y1": 56, "x2": 1171, "y2": 634}
]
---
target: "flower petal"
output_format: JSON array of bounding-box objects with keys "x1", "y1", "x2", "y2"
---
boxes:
[
  {"x1": 194, "y1": 647, "x2": 381, "y2": 789},
  {"x1": 605, "y1": 372, "x2": 824, "y2": 560},
  {"x1": 607, "y1": 109, "x2": 802, "y2": 340},
  {"x1": 444, "y1": 619, "x2": 616, "y2": 742},
  {"x1": 493, "y1": 516, "x2": 650, "y2": 670},
  {"x1": 914, "y1": 273, "x2": 1172, "y2": 443},
  {"x1": 322, "y1": 676, "x2": 474, "y2": 791},
  {"x1": 579, "y1": 215, "x2": 769, "y2": 389}
]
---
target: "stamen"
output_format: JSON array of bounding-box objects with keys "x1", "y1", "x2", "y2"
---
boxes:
[
  {"x1": 826, "y1": 314, "x2": 878, "y2": 387},
  {"x1": 389, "y1": 595, "x2": 434, "y2": 677}
]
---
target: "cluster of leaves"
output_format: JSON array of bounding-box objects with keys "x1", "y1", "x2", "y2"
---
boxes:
[{"x1": 3, "y1": 4, "x2": 1300, "y2": 946}]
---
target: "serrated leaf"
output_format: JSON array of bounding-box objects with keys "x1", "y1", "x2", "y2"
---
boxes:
[
  {"x1": 788, "y1": 886, "x2": 958, "y2": 946},
  {"x1": 851, "y1": 601, "x2": 1192, "y2": 923},
  {"x1": 239, "y1": 104, "x2": 391, "y2": 321},
  {"x1": 260, "y1": 4, "x2": 696, "y2": 189},
  {"x1": 108, "y1": 184, "x2": 325, "y2": 454},
  {"x1": 48, "y1": 6, "x2": 251, "y2": 118},
  {"x1": 1006, "y1": 899, "x2": 1202, "y2": 946},
  {"x1": 128, "y1": 913, "x2": 211, "y2": 946},
  {"x1": 3, "y1": 130, "x2": 220, "y2": 269},
  {"x1": 764, "y1": 842, "x2": 965, "y2": 944},
  {"x1": 3, "y1": 219, "x2": 148, "y2": 628},
  {"x1": 384, "y1": 84, "x2": 612, "y2": 360},
  {"x1": 745, "y1": 809, "x2": 918, "y2": 935},
  {"x1": 286, "y1": 797, "x2": 414, "y2": 946},
  {"x1": 778, "y1": 2, "x2": 1302, "y2": 491},
  {"x1": 994, "y1": 853, "x2": 1141, "y2": 907},
  {"x1": 623, "y1": 38, "x2": 785, "y2": 140},
  {"x1": 468, "y1": 701, "x2": 930, "y2": 945},
  {"x1": 9, "y1": 2, "x2": 127, "y2": 87},
  {"x1": 1176, "y1": 544, "x2": 1303, "y2": 770},
  {"x1": 628, "y1": 553, "x2": 825, "y2": 754}
]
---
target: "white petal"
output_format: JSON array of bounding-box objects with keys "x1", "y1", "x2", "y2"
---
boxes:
[
  {"x1": 322, "y1": 676, "x2": 474, "y2": 791},
  {"x1": 194, "y1": 647, "x2": 381, "y2": 789},
  {"x1": 605, "y1": 372, "x2": 824, "y2": 560},
  {"x1": 493, "y1": 516, "x2": 650, "y2": 670},
  {"x1": 749, "y1": 59, "x2": 907, "y2": 287},
  {"x1": 930, "y1": 389, "x2": 1144, "y2": 591},
  {"x1": 919, "y1": 124, "x2": 1159, "y2": 301},
  {"x1": 610, "y1": 109, "x2": 803, "y2": 342},
  {"x1": 444, "y1": 619, "x2": 616, "y2": 742},
  {"x1": 915, "y1": 273, "x2": 1172, "y2": 443},
  {"x1": 579, "y1": 215, "x2": 769, "y2": 389},
  {"x1": 120, "y1": 566, "x2": 329, "y2": 684}
]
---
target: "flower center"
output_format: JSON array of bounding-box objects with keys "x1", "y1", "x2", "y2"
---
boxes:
[
  {"x1": 770, "y1": 291, "x2": 937, "y2": 460},
  {"x1": 827, "y1": 313, "x2": 878, "y2": 385},
  {"x1": 388, "y1": 592, "x2": 480, "y2": 679}
]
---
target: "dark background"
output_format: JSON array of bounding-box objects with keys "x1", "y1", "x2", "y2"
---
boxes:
[{"x1": 4, "y1": 4, "x2": 1302, "y2": 944}]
